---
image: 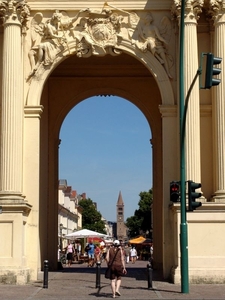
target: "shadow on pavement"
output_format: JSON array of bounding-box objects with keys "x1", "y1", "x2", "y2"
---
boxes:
[{"x1": 58, "y1": 264, "x2": 166, "y2": 283}]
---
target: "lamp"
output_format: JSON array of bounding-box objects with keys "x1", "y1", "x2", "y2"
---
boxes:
[{"x1": 59, "y1": 223, "x2": 63, "y2": 250}]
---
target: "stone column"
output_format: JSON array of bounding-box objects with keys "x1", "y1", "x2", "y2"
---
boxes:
[
  {"x1": 172, "y1": 0, "x2": 203, "y2": 184},
  {"x1": 0, "y1": 1, "x2": 30, "y2": 200},
  {"x1": 208, "y1": 0, "x2": 225, "y2": 201}
]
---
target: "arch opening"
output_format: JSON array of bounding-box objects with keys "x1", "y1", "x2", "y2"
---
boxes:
[
  {"x1": 59, "y1": 95, "x2": 153, "y2": 223},
  {"x1": 37, "y1": 52, "x2": 165, "y2": 274}
]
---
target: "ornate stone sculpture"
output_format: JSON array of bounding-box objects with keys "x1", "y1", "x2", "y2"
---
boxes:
[
  {"x1": 74, "y1": 8, "x2": 123, "y2": 57},
  {"x1": 28, "y1": 9, "x2": 87, "y2": 77},
  {"x1": 27, "y1": 4, "x2": 173, "y2": 79},
  {"x1": 134, "y1": 13, "x2": 173, "y2": 79}
]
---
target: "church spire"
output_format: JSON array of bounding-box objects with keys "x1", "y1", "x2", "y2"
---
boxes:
[{"x1": 117, "y1": 190, "x2": 124, "y2": 206}]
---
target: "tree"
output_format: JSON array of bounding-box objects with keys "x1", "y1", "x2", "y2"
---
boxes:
[
  {"x1": 79, "y1": 198, "x2": 106, "y2": 233},
  {"x1": 125, "y1": 189, "x2": 153, "y2": 238},
  {"x1": 125, "y1": 214, "x2": 141, "y2": 238}
]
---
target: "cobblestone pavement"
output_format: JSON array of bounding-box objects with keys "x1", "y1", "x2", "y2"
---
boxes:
[{"x1": 0, "y1": 260, "x2": 224, "y2": 300}]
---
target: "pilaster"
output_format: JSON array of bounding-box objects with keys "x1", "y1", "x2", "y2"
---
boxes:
[
  {"x1": 172, "y1": 0, "x2": 203, "y2": 184},
  {"x1": 208, "y1": 0, "x2": 225, "y2": 201},
  {"x1": 0, "y1": 0, "x2": 31, "y2": 285},
  {"x1": 159, "y1": 104, "x2": 179, "y2": 279},
  {"x1": 0, "y1": 0, "x2": 30, "y2": 201}
]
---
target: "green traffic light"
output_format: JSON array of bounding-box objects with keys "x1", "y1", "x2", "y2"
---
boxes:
[
  {"x1": 205, "y1": 53, "x2": 222, "y2": 89},
  {"x1": 187, "y1": 180, "x2": 202, "y2": 212}
]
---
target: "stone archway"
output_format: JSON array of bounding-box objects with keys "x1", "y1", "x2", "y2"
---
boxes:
[
  {"x1": 1, "y1": 3, "x2": 179, "y2": 284},
  {"x1": 36, "y1": 51, "x2": 168, "y2": 273},
  {"x1": 23, "y1": 9, "x2": 176, "y2": 280}
]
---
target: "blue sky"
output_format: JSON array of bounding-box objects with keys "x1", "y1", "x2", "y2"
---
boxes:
[{"x1": 59, "y1": 96, "x2": 152, "y2": 222}]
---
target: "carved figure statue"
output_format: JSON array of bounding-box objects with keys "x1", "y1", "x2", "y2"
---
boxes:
[
  {"x1": 28, "y1": 9, "x2": 88, "y2": 77},
  {"x1": 28, "y1": 11, "x2": 64, "y2": 77},
  {"x1": 137, "y1": 13, "x2": 173, "y2": 79}
]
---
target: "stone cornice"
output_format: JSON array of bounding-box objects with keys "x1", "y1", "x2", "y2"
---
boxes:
[
  {"x1": 170, "y1": 202, "x2": 225, "y2": 214},
  {"x1": 159, "y1": 104, "x2": 177, "y2": 117},
  {"x1": 24, "y1": 105, "x2": 44, "y2": 118},
  {"x1": 0, "y1": 201, "x2": 32, "y2": 216},
  {"x1": 27, "y1": 1, "x2": 173, "y2": 11}
]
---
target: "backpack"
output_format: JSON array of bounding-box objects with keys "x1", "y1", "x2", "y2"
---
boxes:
[{"x1": 85, "y1": 244, "x2": 90, "y2": 252}]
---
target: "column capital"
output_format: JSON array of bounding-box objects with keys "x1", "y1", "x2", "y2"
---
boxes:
[
  {"x1": 208, "y1": 0, "x2": 225, "y2": 25},
  {"x1": 172, "y1": 0, "x2": 203, "y2": 24},
  {"x1": 0, "y1": 0, "x2": 30, "y2": 31}
]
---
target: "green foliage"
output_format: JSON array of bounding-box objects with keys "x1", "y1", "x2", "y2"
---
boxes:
[
  {"x1": 125, "y1": 215, "x2": 141, "y2": 237},
  {"x1": 125, "y1": 189, "x2": 153, "y2": 238},
  {"x1": 79, "y1": 198, "x2": 106, "y2": 234}
]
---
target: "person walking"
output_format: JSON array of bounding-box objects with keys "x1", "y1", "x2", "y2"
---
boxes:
[
  {"x1": 106, "y1": 240, "x2": 127, "y2": 298},
  {"x1": 124, "y1": 244, "x2": 131, "y2": 264},
  {"x1": 94, "y1": 244, "x2": 101, "y2": 266},
  {"x1": 87, "y1": 241, "x2": 95, "y2": 267},
  {"x1": 65, "y1": 241, "x2": 75, "y2": 267},
  {"x1": 100, "y1": 241, "x2": 107, "y2": 262},
  {"x1": 130, "y1": 246, "x2": 137, "y2": 264}
]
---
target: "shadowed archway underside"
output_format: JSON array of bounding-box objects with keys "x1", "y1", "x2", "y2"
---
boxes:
[{"x1": 51, "y1": 52, "x2": 153, "y2": 78}]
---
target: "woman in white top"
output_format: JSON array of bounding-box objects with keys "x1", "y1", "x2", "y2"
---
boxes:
[
  {"x1": 66, "y1": 241, "x2": 75, "y2": 267},
  {"x1": 130, "y1": 246, "x2": 137, "y2": 264}
]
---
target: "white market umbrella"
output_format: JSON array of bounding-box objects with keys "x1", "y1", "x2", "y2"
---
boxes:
[{"x1": 65, "y1": 229, "x2": 108, "y2": 239}]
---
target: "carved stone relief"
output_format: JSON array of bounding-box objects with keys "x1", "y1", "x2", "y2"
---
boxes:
[{"x1": 27, "y1": 3, "x2": 173, "y2": 80}]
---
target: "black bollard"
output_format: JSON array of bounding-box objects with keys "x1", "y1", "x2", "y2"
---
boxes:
[
  {"x1": 95, "y1": 261, "x2": 101, "y2": 289},
  {"x1": 43, "y1": 260, "x2": 49, "y2": 288},
  {"x1": 147, "y1": 260, "x2": 153, "y2": 289}
]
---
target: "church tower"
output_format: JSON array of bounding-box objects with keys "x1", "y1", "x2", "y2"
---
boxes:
[{"x1": 116, "y1": 191, "x2": 127, "y2": 241}]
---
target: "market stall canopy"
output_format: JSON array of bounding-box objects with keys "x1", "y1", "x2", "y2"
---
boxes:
[
  {"x1": 65, "y1": 229, "x2": 108, "y2": 239},
  {"x1": 129, "y1": 236, "x2": 146, "y2": 244}
]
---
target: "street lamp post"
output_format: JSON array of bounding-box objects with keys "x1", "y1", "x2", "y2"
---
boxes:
[{"x1": 59, "y1": 223, "x2": 63, "y2": 251}]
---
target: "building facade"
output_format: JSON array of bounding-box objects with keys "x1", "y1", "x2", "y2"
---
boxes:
[
  {"x1": 0, "y1": 0, "x2": 225, "y2": 284},
  {"x1": 58, "y1": 180, "x2": 83, "y2": 249}
]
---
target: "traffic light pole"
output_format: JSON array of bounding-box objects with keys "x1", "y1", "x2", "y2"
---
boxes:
[
  {"x1": 179, "y1": 0, "x2": 189, "y2": 293},
  {"x1": 179, "y1": 67, "x2": 201, "y2": 294}
]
